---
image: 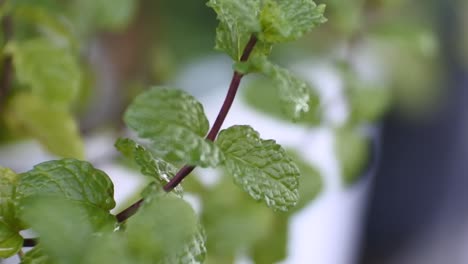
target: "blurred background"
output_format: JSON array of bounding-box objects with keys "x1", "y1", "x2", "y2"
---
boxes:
[{"x1": 1, "y1": 0, "x2": 467, "y2": 263}]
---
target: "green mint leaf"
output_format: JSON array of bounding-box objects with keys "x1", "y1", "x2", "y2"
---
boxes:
[
  {"x1": 115, "y1": 138, "x2": 183, "y2": 196},
  {"x1": 208, "y1": 0, "x2": 272, "y2": 61},
  {"x1": 20, "y1": 246, "x2": 51, "y2": 264},
  {"x1": 124, "y1": 87, "x2": 223, "y2": 167},
  {"x1": 214, "y1": 22, "x2": 246, "y2": 61},
  {"x1": 259, "y1": 0, "x2": 326, "y2": 43},
  {"x1": 17, "y1": 159, "x2": 116, "y2": 210},
  {"x1": 6, "y1": 38, "x2": 81, "y2": 105},
  {"x1": 201, "y1": 177, "x2": 273, "y2": 257},
  {"x1": 3, "y1": 94, "x2": 84, "y2": 158},
  {"x1": 0, "y1": 167, "x2": 20, "y2": 227},
  {"x1": 125, "y1": 194, "x2": 200, "y2": 262},
  {"x1": 160, "y1": 226, "x2": 207, "y2": 264},
  {"x1": 207, "y1": 0, "x2": 261, "y2": 33},
  {"x1": 238, "y1": 56, "x2": 315, "y2": 120},
  {"x1": 20, "y1": 198, "x2": 97, "y2": 264},
  {"x1": 0, "y1": 167, "x2": 24, "y2": 258},
  {"x1": 207, "y1": 0, "x2": 260, "y2": 58},
  {"x1": 17, "y1": 159, "x2": 116, "y2": 230},
  {"x1": 243, "y1": 77, "x2": 321, "y2": 125},
  {"x1": 209, "y1": 0, "x2": 326, "y2": 60},
  {"x1": 216, "y1": 22, "x2": 273, "y2": 61},
  {"x1": 261, "y1": 59, "x2": 313, "y2": 120},
  {"x1": 335, "y1": 127, "x2": 371, "y2": 185},
  {"x1": 0, "y1": 221, "x2": 23, "y2": 258},
  {"x1": 216, "y1": 125, "x2": 300, "y2": 211}
]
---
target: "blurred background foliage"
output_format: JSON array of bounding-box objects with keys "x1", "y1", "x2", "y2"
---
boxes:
[
  {"x1": 456, "y1": 0, "x2": 467, "y2": 70},
  {"x1": 0, "y1": 0, "x2": 455, "y2": 263}
]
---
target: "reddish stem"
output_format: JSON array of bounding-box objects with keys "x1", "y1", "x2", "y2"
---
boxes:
[
  {"x1": 206, "y1": 35, "x2": 258, "y2": 141},
  {"x1": 163, "y1": 165, "x2": 196, "y2": 191},
  {"x1": 116, "y1": 198, "x2": 144, "y2": 223},
  {"x1": 116, "y1": 35, "x2": 258, "y2": 222},
  {"x1": 23, "y1": 17, "x2": 260, "y2": 252},
  {"x1": 164, "y1": 35, "x2": 258, "y2": 191}
]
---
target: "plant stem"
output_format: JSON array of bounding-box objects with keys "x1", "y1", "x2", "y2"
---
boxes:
[
  {"x1": 0, "y1": 15, "x2": 13, "y2": 109},
  {"x1": 164, "y1": 35, "x2": 257, "y2": 191},
  {"x1": 115, "y1": 35, "x2": 258, "y2": 222},
  {"x1": 163, "y1": 165, "x2": 196, "y2": 191},
  {"x1": 206, "y1": 35, "x2": 258, "y2": 141},
  {"x1": 22, "y1": 33, "x2": 259, "y2": 250},
  {"x1": 22, "y1": 35, "x2": 259, "y2": 248},
  {"x1": 116, "y1": 198, "x2": 143, "y2": 222}
]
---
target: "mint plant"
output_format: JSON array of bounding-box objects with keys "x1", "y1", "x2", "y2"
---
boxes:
[{"x1": 0, "y1": 0, "x2": 328, "y2": 263}]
